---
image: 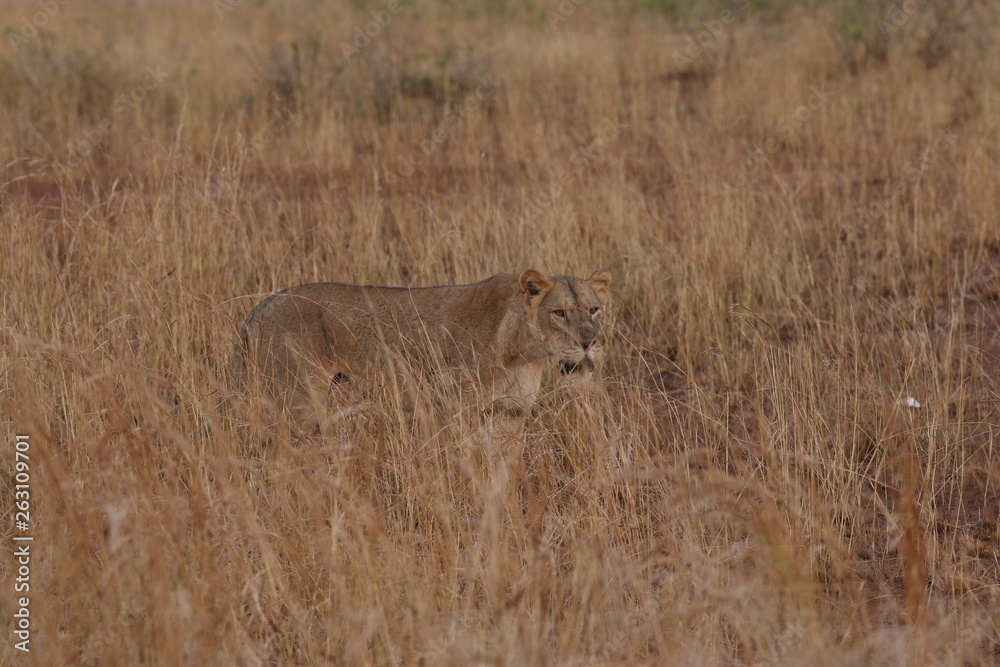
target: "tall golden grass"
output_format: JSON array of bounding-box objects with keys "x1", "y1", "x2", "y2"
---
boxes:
[{"x1": 1, "y1": 1, "x2": 998, "y2": 663}]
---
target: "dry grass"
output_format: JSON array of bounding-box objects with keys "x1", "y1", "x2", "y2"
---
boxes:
[{"x1": 1, "y1": 1, "x2": 999, "y2": 664}]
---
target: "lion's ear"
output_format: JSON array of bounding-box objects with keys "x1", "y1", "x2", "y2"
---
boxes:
[
  {"x1": 518, "y1": 270, "x2": 552, "y2": 300},
  {"x1": 587, "y1": 268, "x2": 612, "y2": 288},
  {"x1": 587, "y1": 268, "x2": 612, "y2": 301}
]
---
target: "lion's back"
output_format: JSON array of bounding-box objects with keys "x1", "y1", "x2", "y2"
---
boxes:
[{"x1": 232, "y1": 275, "x2": 521, "y2": 389}]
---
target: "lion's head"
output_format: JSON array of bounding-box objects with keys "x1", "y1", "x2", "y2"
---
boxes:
[{"x1": 519, "y1": 268, "x2": 612, "y2": 382}]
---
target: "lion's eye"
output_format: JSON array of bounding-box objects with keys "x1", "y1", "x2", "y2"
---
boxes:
[
  {"x1": 552, "y1": 309, "x2": 565, "y2": 317},
  {"x1": 589, "y1": 307, "x2": 600, "y2": 315}
]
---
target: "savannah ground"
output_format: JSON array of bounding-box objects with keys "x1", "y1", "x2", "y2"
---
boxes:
[{"x1": 1, "y1": 0, "x2": 999, "y2": 664}]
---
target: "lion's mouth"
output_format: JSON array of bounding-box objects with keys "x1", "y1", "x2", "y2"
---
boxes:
[{"x1": 558, "y1": 359, "x2": 595, "y2": 376}]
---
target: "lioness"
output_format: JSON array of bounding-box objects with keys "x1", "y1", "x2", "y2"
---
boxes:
[{"x1": 231, "y1": 269, "x2": 611, "y2": 427}]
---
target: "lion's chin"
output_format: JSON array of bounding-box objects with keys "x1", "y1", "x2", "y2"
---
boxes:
[{"x1": 558, "y1": 358, "x2": 595, "y2": 383}]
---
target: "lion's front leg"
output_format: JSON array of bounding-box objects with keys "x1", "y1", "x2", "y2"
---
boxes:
[{"x1": 481, "y1": 359, "x2": 545, "y2": 430}]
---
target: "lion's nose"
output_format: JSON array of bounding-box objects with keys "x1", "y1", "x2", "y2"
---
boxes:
[{"x1": 581, "y1": 337, "x2": 596, "y2": 350}]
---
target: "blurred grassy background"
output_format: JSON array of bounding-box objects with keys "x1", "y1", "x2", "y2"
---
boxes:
[{"x1": 1, "y1": 0, "x2": 998, "y2": 664}]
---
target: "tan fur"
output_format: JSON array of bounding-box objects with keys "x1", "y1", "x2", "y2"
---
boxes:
[{"x1": 231, "y1": 269, "x2": 612, "y2": 427}]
